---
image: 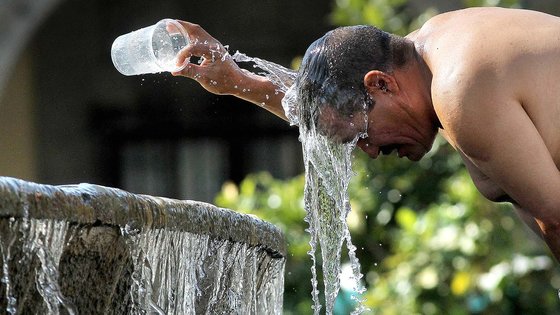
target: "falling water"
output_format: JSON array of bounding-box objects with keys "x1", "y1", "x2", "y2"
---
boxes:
[
  {"x1": 123, "y1": 227, "x2": 284, "y2": 314},
  {"x1": 301, "y1": 135, "x2": 367, "y2": 315},
  {"x1": 0, "y1": 219, "x2": 77, "y2": 315},
  {"x1": 231, "y1": 51, "x2": 297, "y2": 94},
  {"x1": 0, "y1": 177, "x2": 285, "y2": 314},
  {"x1": 233, "y1": 53, "x2": 368, "y2": 313}
]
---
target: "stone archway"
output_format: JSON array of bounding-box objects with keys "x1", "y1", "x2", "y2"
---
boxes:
[{"x1": 0, "y1": 0, "x2": 63, "y2": 97}]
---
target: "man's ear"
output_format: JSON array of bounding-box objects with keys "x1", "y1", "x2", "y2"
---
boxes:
[{"x1": 364, "y1": 70, "x2": 399, "y2": 95}]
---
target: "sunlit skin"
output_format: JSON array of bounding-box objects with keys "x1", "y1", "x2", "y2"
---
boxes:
[
  {"x1": 355, "y1": 64, "x2": 438, "y2": 162},
  {"x1": 317, "y1": 58, "x2": 437, "y2": 162},
  {"x1": 173, "y1": 8, "x2": 560, "y2": 262},
  {"x1": 318, "y1": 103, "x2": 436, "y2": 162},
  {"x1": 316, "y1": 106, "x2": 367, "y2": 143}
]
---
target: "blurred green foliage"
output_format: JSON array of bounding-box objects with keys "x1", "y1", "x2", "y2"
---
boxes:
[
  {"x1": 463, "y1": 0, "x2": 521, "y2": 9},
  {"x1": 216, "y1": 0, "x2": 560, "y2": 314}
]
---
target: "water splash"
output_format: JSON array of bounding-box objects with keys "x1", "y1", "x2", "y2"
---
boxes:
[
  {"x1": 231, "y1": 51, "x2": 297, "y2": 93},
  {"x1": 235, "y1": 52, "x2": 369, "y2": 313},
  {"x1": 0, "y1": 218, "x2": 77, "y2": 314},
  {"x1": 0, "y1": 219, "x2": 18, "y2": 315},
  {"x1": 231, "y1": 51, "x2": 301, "y2": 125},
  {"x1": 299, "y1": 123, "x2": 367, "y2": 315},
  {"x1": 0, "y1": 178, "x2": 285, "y2": 314},
  {"x1": 123, "y1": 227, "x2": 285, "y2": 314}
]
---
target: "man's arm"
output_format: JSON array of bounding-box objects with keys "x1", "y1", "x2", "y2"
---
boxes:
[
  {"x1": 456, "y1": 148, "x2": 546, "y2": 242},
  {"x1": 436, "y1": 75, "x2": 560, "y2": 261},
  {"x1": 171, "y1": 21, "x2": 288, "y2": 121},
  {"x1": 455, "y1": 149, "x2": 511, "y2": 202},
  {"x1": 453, "y1": 98, "x2": 560, "y2": 229},
  {"x1": 514, "y1": 205, "x2": 544, "y2": 239},
  {"x1": 458, "y1": 105, "x2": 560, "y2": 260}
]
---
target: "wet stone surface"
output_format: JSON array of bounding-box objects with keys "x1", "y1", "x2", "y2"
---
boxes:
[{"x1": 0, "y1": 177, "x2": 285, "y2": 314}]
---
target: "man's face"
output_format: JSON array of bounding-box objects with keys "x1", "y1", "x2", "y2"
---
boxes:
[
  {"x1": 317, "y1": 103, "x2": 434, "y2": 161},
  {"x1": 316, "y1": 106, "x2": 368, "y2": 144},
  {"x1": 359, "y1": 103, "x2": 435, "y2": 161}
]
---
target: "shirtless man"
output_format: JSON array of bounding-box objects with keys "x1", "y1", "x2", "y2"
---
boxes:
[{"x1": 172, "y1": 7, "x2": 560, "y2": 261}]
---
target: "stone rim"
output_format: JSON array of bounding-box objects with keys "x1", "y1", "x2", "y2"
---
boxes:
[{"x1": 0, "y1": 176, "x2": 286, "y2": 258}]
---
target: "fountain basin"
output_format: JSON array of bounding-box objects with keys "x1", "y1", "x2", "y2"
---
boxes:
[{"x1": 0, "y1": 176, "x2": 285, "y2": 314}]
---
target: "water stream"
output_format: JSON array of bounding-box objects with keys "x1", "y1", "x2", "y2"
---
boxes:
[
  {"x1": 233, "y1": 53, "x2": 368, "y2": 314},
  {"x1": 231, "y1": 51, "x2": 297, "y2": 94},
  {"x1": 0, "y1": 50, "x2": 368, "y2": 314},
  {"x1": 0, "y1": 178, "x2": 285, "y2": 314}
]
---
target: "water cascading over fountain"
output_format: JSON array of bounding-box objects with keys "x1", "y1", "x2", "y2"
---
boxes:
[
  {"x1": 234, "y1": 51, "x2": 369, "y2": 314},
  {"x1": 0, "y1": 176, "x2": 286, "y2": 314}
]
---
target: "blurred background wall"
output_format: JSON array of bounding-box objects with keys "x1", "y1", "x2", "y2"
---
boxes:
[
  {"x1": 0, "y1": 0, "x2": 334, "y2": 201},
  {"x1": 0, "y1": 0, "x2": 558, "y2": 202}
]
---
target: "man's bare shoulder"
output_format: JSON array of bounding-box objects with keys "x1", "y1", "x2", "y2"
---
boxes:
[
  {"x1": 420, "y1": 7, "x2": 559, "y2": 35},
  {"x1": 419, "y1": 7, "x2": 560, "y2": 71},
  {"x1": 431, "y1": 68, "x2": 505, "y2": 162},
  {"x1": 424, "y1": 7, "x2": 560, "y2": 134}
]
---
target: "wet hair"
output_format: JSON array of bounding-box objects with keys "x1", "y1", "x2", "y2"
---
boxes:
[{"x1": 295, "y1": 25, "x2": 412, "y2": 130}]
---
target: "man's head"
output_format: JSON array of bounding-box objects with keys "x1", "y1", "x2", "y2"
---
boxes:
[{"x1": 294, "y1": 25, "x2": 436, "y2": 161}]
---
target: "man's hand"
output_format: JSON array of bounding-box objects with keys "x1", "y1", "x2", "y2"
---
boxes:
[
  {"x1": 170, "y1": 20, "x2": 288, "y2": 120},
  {"x1": 171, "y1": 21, "x2": 247, "y2": 96}
]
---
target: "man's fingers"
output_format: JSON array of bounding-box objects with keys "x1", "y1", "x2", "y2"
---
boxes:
[
  {"x1": 176, "y1": 39, "x2": 224, "y2": 65},
  {"x1": 165, "y1": 21, "x2": 183, "y2": 36},
  {"x1": 174, "y1": 20, "x2": 208, "y2": 38},
  {"x1": 172, "y1": 62, "x2": 204, "y2": 80},
  {"x1": 175, "y1": 20, "x2": 215, "y2": 45},
  {"x1": 175, "y1": 46, "x2": 203, "y2": 66},
  {"x1": 168, "y1": 20, "x2": 228, "y2": 70}
]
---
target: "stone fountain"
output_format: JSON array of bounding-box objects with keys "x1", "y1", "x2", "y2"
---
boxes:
[{"x1": 0, "y1": 176, "x2": 285, "y2": 314}]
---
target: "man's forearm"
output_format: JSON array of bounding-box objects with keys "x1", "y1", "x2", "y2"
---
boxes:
[
  {"x1": 231, "y1": 70, "x2": 288, "y2": 121},
  {"x1": 515, "y1": 205, "x2": 560, "y2": 262},
  {"x1": 542, "y1": 229, "x2": 560, "y2": 263},
  {"x1": 514, "y1": 205, "x2": 543, "y2": 238},
  {"x1": 170, "y1": 21, "x2": 292, "y2": 122},
  {"x1": 534, "y1": 218, "x2": 560, "y2": 263}
]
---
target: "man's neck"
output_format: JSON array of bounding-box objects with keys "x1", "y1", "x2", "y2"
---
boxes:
[
  {"x1": 415, "y1": 50, "x2": 440, "y2": 128},
  {"x1": 399, "y1": 45, "x2": 439, "y2": 130}
]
